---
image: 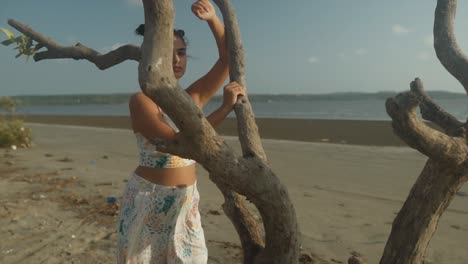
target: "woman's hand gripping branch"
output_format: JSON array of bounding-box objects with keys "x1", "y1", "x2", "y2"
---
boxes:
[{"x1": 206, "y1": 81, "x2": 246, "y2": 128}]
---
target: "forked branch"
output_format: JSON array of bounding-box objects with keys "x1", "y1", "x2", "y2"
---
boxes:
[
  {"x1": 411, "y1": 84, "x2": 464, "y2": 136},
  {"x1": 210, "y1": 1, "x2": 267, "y2": 262},
  {"x1": 8, "y1": 19, "x2": 140, "y2": 70},
  {"x1": 386, "y1": 78, "x2": 467, "y2": 165},
  {"x1": 6, "y1": 0, "x2": 300, "y2": 262},
  {"x1": 379, "y1": 1, "x2": 468, "y2": 263},
  {"x1": 213, "y1": 0, "x2": 267, "y2": 161}
]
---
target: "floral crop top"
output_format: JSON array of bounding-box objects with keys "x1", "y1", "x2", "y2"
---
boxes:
[{"x1": 135, "y1": 111, "x2": 195, "y2": 168}]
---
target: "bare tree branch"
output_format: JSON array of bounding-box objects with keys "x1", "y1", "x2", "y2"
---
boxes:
[
  {"x1": 380, "y1": 160, "x2": 468, "y2": 264},
  {"x1": 211, "y1": 0, "x2": 245, "y2": 86},
  {"x1": 220, "y1": 189, "x2": 265, "y2": 263},
  {"x1": 434, "y1": 0, "x2": 468, "y2": 94},
  {"x1": 137, "y1": 1, "x2": 301, "y2": 263},
  {"x1": 380, "y1": 1, "x2": 468, "y2": 262},
  {"x1": 385, "y1": 78, "x2": 467, "y2": 165},
  {"x1": 209, "y1": 1, "x2": 278, "y2": 262},
  {"x1": 213, "y1": 0, "x2": 267, "y2": 161},
  {"x1": 189, "y1": 1, "x2": 268, "y2": 262},
  {"x1": 148, "y1": 135, "x2": 190, "y2": 158},
  {"x1": 8, "y1": 19, "x2": 140, "y2": 70},
  {"x1": 410, "y1": 78, "x2": 464, "y2": 136}
]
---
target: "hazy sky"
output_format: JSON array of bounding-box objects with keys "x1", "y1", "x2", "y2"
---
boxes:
[{"x1": 1, "y1": 0, "x2": 468, "y2": 96}]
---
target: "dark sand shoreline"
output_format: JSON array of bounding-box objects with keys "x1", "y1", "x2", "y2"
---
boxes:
[{"x1": 21, "y1": 114, "x2": 406, "y2": 146}]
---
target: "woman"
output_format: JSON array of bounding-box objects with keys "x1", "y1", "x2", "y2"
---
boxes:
[{"x1": 117, "y1": 0, "x2": 245, "y2": 263}]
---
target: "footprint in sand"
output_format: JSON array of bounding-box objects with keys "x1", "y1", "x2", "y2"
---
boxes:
[
  {"x1": 57, "y1": 157, "x2": 73, "y2": 162},
  {"x1": 208, "y1": 209, "x2": 222, "y2": 216},
  {"x1": 4, "y1": 152, "x2": 14, "y2": 158},
  {"x1": 343, "y1": 213, "x2": 353, "y2": 218}
]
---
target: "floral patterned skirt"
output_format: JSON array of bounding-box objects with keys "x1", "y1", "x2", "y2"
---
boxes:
[{"x1": 117, "y1": 173, "x2": 207, "y2": 264}]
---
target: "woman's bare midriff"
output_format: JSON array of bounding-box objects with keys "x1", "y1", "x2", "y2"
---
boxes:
[{"x1": 134, "y1": 164, "x2": 197, "y2": 188}]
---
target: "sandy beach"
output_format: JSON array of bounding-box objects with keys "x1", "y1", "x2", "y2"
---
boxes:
[{"x1": 1, "y1": 118, "x2": 468, "y2": 263}]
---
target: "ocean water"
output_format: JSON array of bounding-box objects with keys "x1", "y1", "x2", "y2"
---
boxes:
[{"x1": 8, "y1": 96, "x2": 468, "y2": 121}]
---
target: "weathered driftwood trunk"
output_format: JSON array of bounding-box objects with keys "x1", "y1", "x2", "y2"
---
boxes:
[
  {"x1": 379, "y1": 145, "x2": 468, "y2": 263},
  {"x1": 211, "y1": 1, "x2": 265, "y2": 262},
  {"x1": 23, "y1": 1, "x2": 468, "y2": 263},
  {"x1": 378, "y1": 0, "x2": 468, "y2": 263},
  {"x1": 138, "y1": 0, "x2": 300, "y2": 263},
  {"x1": 6, "y1": 0, "x2": 300, "y2": 262}
]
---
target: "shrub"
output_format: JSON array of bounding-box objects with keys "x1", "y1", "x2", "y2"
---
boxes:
[
  {"x1": 0, "y1": 96, "x2": 16, "y2": 114},
  {"x1": 0, "y1": 96, "x2": 31, "y2": 148},
  {"x1": 0, "y1": 119, "x2": 32, "y2": 148}
]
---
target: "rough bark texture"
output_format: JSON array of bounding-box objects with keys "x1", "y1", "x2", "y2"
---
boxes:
[
  {"x1": 210, "y1": 1, "x2": 267, "y2": 263},
  {"x1": 6, "y1": 0, "x2": 305, "y2": 262},
  {"x1": 212, "y1": 0, "x2": 266, "y2": 161},
  {"x1": 138, "y1": 0, "x2": 300, "y2": 263},
  {"x1": 411, "y1": 85, "x2": 464, "y2": 136},
  {"x1": 220, "y1": 188, "x2": 264, "y2": 263},
  {"x1": 379, "y1": 0, "x2": 468, "y2": 263},
  {"x1": 385, "y1": 79, "x2": 467, "y2": 165},
  {"x1": 7, "y1": 19, "x2": 140, "y2": 70},
  {"x1": 380, "y1": 160, "x2": 467, "y2": 264},
  {"x1": 434, "y1": 0, "x2": 468, "y2": 94}
]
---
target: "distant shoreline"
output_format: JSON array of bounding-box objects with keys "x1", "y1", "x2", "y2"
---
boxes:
[
  {"x1": 9, "y1": 90, "x2": 465, "y2": 106},
  {"x1": 20, "y1": 114, "x2": 409, "y2": 147}
]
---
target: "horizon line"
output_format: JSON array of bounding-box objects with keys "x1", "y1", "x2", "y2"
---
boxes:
[{"x1": 7, "y1": 90, "x2": 467, "y2": 97}]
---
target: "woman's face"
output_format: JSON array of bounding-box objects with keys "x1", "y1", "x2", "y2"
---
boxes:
[{"x1": 173, "y1": 36, "x2": 187, "y2": 80}]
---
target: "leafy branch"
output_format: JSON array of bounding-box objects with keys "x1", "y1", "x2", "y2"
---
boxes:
[{"x1": 1, "y1": 27, "x2": 42, "y2": 61}]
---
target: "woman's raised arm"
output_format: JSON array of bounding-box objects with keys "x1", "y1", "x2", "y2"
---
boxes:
[{"x1": 186, "y1": 0, "x2": 229, "y2": 107}]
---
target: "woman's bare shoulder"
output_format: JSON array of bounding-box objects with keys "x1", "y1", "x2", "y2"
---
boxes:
[
  {"x1": 128, "y1": 92, "x2": 177, "y2": 139},
  {"x1": 129, "y1": 92, "x2": 161, "y2": 117},
  {"x1": 129, "y1": 92, "x2": 158, "y2": 107}
]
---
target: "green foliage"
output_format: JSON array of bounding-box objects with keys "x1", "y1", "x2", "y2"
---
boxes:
[
  {"x1": 0, "y1": 96, "x2": 31, "y2": 148},
  {"x1": 0, "y1": 119, "x2": 32, "y2": 148},
  {"x1": 1, "y1": 27, "x2": 39, "y2": 62},
  {"x1": 0, "y1": 96, "x2": 16, "y2": 114},
  {"x1": 0, "y1": 28, "x2": 15, "y2": 41}
]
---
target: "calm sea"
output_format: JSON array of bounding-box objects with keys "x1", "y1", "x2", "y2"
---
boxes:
[{"x1": 9, "y1": 96, "x2": 467, "y2": 121}]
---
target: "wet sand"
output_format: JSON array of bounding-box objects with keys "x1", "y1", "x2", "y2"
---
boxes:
[{"x1": 21, "y1": 115, "x2": 406, "y2": 146}]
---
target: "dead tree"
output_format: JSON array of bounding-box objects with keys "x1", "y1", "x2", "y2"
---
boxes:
[
  {"x1": 5, "y1": 0, "x2": 300, "y2": 263},
  {"x1": 379, "y1": 0, "x2": 468, "y2": 263}
]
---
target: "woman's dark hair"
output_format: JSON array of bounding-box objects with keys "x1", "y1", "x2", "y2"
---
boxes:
[{"x1": 135, "y1": 24, "x2": 187, "y2": 46}]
